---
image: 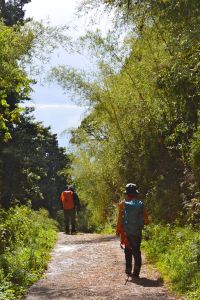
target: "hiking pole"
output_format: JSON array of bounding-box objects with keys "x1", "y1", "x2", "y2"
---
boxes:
[{"x1": 125, "y1": 275, "x2": 131, "y2": 285}]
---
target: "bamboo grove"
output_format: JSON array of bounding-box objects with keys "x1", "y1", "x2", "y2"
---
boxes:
[{"x1": 51, "y1": 0, "x2": 200, "y2": 228}]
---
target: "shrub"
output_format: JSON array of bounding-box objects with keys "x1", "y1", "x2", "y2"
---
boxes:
[
  {"x1": 0, "y1": 206, "x2": 58, "y2": 299},
  {"x1": 143, "y1": 224, "x2": 200, "y2": 299}
]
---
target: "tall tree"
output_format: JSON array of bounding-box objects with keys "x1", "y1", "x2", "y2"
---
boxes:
[
  {"x1": 0, "y1": 109, "x2": 70, "y2": 213},
  {"x1": 0, "y1": 20, "x2": 34, "y2": 141},
  {"x1": 0, "y1": 0, "x2": 31, "y2": 26}
]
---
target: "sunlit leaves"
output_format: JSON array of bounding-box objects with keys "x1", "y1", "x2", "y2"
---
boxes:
[
  {"x1": 51, "y1": 0, "x2": 200, "y2": 225},
  {"x1": 0, "y1": 21, "x2": 34, "y2": 140}
]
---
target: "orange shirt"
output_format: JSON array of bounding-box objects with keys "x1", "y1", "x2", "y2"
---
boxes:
[{"x1": 61, "y1": 190, "x2": 74, "y2": 210}]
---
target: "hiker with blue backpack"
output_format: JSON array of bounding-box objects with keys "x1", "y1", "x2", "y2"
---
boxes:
[{"x1": 116, "y1": 183, "x2": 149, "y2": 278}]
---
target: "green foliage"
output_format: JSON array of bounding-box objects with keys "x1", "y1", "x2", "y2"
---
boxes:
[
  {"x1": 0, "y1": 0, "x2": 31, "y2": 26},
  {"x1": 191, "y1": 123, "x2": 200, "y2": 185},
  {"x1": 76, "y1": 206, "x2": 97, "y2": 233},
  {"x1": 97, "y1": 208, "x2": 118, "y2": 234},
  {"x1": 143, "y1": 224, "x2": 200, "y2": 299},
  {"x1": 0, "y1": 21, "x2": 34, "y2": 141},
  {"x1": 0, "y1": 109, "x2": 70, "y2": 212},
  {"x1": 0, "y1": 206, "x2": 58, "y2": 300},
  {"x1": 51, "y1": 0, "x2": 200, "y2": 227},
  {"x1": 184, "y1": 196, "x2": 200, "y2": 227}
]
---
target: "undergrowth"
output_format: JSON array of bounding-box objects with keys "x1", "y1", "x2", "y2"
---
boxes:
[
  {"x1": 0, "y1": 206, "x2": 58, "y2": 300},
  {"x1": 143, "y1": 224, "x2": 200, "y2": 300}
]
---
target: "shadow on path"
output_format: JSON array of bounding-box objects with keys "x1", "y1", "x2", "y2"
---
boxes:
[
  {"x1": 62, "y1": 234, "x2": 118, "y2": 246},
  {"x1": 130, "y1": 276, "x2": 164, "y2": 287}
]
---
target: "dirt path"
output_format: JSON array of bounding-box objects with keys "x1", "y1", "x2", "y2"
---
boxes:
[{"x1": 24, "y1": 233, "x2": 177, "y2": 300}]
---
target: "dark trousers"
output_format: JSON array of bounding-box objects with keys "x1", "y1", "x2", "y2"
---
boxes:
[
  {"x1": 64, "y1": 209, "x2": 76, "y2": 233},
  {"x1": 125, "y1": 234, "x2": 142, "y2": 276}
]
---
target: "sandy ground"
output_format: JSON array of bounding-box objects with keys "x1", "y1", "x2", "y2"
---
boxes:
[{"x1": 24, "y1": 233, "x2": 178, "y2": 300}]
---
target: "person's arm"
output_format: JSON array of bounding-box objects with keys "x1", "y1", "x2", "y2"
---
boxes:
[
  {"x1": 61, "y1": 192, "x2": 64, "y2": 202},
  {"x1": 73, "y1": 192, "x2": 81, "y2": 210},
  {"x1": 116, "y1": 201, "x2": 124, "y2": 235},
  {"x1": 60, "y1": 192, "x2": 64, "y2": 209}
]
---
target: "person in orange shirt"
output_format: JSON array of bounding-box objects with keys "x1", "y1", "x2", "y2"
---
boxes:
[
  {"x1": 61, "y1": 185, "x2": 81, "y2": 234},
  {"x1": 116, "y1": 183, "x2": 149, "y2": 278}
]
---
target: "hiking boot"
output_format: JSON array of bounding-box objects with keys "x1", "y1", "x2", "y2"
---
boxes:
[
  {"x1": 133, "y1": 266, "x2": 140, "y2": 278},
  {"x1": 125, "y1": 268, "x2": 132, "y2": 276},
  {"x1": 131, "y1": 273, "x2": 140, "y2": 279}
]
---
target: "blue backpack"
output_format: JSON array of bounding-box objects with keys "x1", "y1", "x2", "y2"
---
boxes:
[{"x1": 122, "y1": 200, "x2": 144, "y2": 235}]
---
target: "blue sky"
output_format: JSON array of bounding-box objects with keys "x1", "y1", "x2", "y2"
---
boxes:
[
  {"x1": 24, "y1": 0, "x2": 112, "y2": 148},
  {"x1": 24, "y1": 0, "x2": 90, "y2": 148}
]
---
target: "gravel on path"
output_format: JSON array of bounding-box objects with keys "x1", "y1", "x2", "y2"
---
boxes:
[{"x1": 24, "y1": 233, "x2": 178, "y2": 300}]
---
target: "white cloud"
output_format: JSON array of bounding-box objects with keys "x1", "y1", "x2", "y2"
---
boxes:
[
  {"x1": 25, "y1": 0, "x2": 79, "y2": 26},
  {"x1": 31, "y1": 103, "x2": 83, "y2": 110},
  {"x1": 22, "y1": 102, "x2": 84, "y2": 110}
]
